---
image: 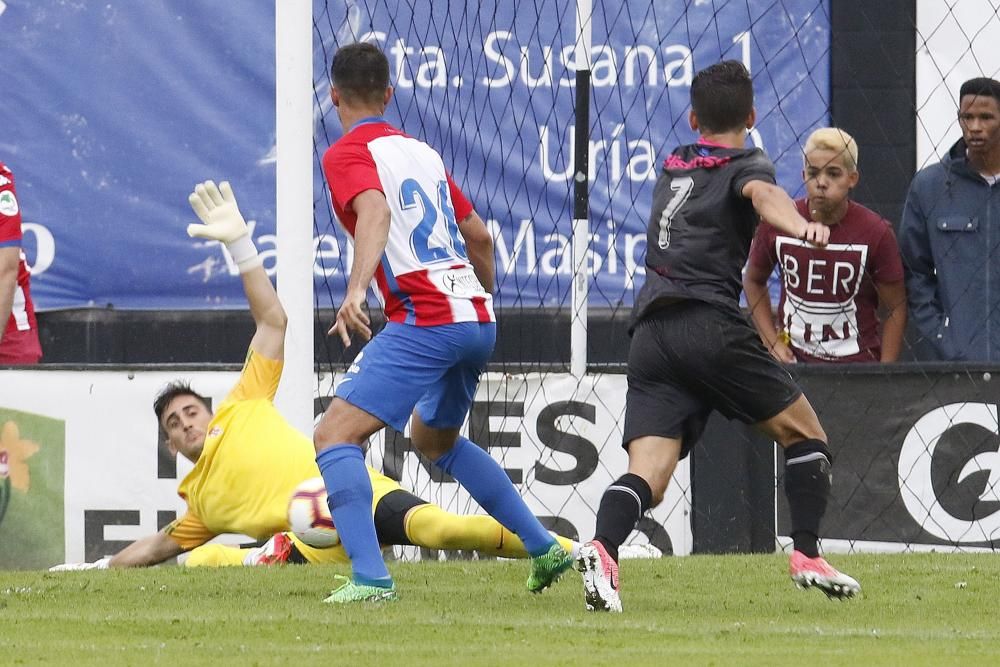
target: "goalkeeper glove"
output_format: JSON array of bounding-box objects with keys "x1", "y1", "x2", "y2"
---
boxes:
[
  {"x1": 187, "y1": 180, "x2": 263, "y2": 273},
  {"x1": 49, "y1": 556, "x2": 112, "y2": 571}
]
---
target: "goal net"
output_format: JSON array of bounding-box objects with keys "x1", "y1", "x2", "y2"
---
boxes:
[
  {"x1": 308, "y1": 0, "x2": 830, "y2": 559},
  {"x1": 308, "y1": 0, "x2": 1000, "y2": 558}
]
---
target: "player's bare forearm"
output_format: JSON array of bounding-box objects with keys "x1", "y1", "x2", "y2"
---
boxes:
[
  {"x1": 458, "y1": 212, "x2": 495, "y2": 291},
  {"x1": 0, "y1": 246, "x2": 20, "y2": 345},
  {"x1": 108, "y1": 531, "x2": 186, "y2": 568},
  {"x1": 330, "y1": 190, "x2": 390, "y2": 345},
  {"x1": 242, "y1": 265, "x2": 287, "y2": 361},
  {"x1": 347, "y1": 190, "x2": 391, "y2": 296},
  {"x1": 467, "y1": 241, "x2": 495, "y2": 293},
  {"x1": 745, "y1": 181, "x2": 804, "y2": 235},
  {"x1": 877, "y1": 280, "x2": 908, "y2": 362},
  {"x1": 743, "y1": 181, "x2": 829, "y2": 246}
]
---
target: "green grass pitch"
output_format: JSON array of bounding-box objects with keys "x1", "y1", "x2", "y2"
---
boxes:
[{"x1": 2, "y1": 553, "x2": 998, "y2": 666}]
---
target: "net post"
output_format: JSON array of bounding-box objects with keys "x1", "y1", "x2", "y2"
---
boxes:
[
  {"x1": 571, "y1": 0, "x2": 593, "y2": 379},
  {"x1": 274, "y1": 0, "x2": 314, "y2": 434}
]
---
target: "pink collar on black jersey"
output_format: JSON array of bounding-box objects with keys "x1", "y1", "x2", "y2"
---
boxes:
[
  {"x1": 695, "y1": 136, "x2": 731, "y2": 148},
  {"x1": 663, "y1": 140, "x2": 734, "y2": 171}
]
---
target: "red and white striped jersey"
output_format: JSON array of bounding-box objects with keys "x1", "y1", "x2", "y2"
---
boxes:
[
  {"x1": 322, "y1": 119, "x2": 494, "y2": 326},
  {"x1": 0, "y1": 161, "x2": 41, "y2": 363}
]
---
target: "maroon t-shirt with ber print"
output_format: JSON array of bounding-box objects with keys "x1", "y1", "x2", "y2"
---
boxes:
[{"x1": 746, "y1": 199, "x2": 904, "y2": 362}]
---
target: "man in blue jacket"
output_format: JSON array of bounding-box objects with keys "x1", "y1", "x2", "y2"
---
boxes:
[{"x1": 899, "y1": 77, "x2": 1000, "y2": 361}]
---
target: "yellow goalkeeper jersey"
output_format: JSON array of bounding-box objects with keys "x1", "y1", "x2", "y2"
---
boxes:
[
  {"x1": 164, "y1": 351, "x2": 315, "y2": 548},
  {"x1": 164, "y1": 350, "x2": 402, "y2": 550}
]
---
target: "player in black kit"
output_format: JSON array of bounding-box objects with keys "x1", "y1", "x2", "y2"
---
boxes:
[{"x1": 575, "y1": 61, "x2": 860, "y2": 612}]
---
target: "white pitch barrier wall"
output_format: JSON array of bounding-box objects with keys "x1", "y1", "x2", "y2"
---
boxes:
[{"x1": 0, "y1": 369, "x2": 690, "y2": 567}]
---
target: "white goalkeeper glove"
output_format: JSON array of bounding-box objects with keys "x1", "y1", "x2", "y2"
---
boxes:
[
  {"x1": 49, "y1": 556, "x2": 112, "y2": 572},
  {"x1": 187, "y1": 180, "x2": 262, "y2": 273}
]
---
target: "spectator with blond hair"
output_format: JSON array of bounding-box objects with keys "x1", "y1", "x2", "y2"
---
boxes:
[{"x1": 744, "y1": 127, "x2": 907, "y2": 363}]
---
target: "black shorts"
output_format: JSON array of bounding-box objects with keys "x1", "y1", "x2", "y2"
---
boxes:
[
  {"x1": 622, "y1": 300, "x2": 802, "y2": 458},
  {"x1": 373, "y1": 489, "x2": 428, "y2": 545}
]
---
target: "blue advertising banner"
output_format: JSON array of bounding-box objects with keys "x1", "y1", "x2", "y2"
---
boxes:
[
  {"x1": 5, "y1": 1, "x2": 828, "y2": 311},
  {"x1": 6, "y1": 1, "x2": 277, "y2": 310}
]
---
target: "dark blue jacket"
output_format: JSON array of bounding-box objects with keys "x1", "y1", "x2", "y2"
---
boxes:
[{"x1": 899, "y1": 138, "x2": 1000, "y2": 361}]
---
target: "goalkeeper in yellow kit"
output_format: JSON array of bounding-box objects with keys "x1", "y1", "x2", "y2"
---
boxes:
[{"x1": 50, "y1": 180, "x2": 576, "y2": 571}]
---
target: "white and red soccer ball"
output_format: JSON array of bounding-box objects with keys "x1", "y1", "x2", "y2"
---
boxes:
[{"x1": 287, "y1": 477, "x2": 339, "y2": 548}]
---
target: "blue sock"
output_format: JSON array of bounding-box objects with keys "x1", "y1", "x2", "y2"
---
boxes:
[
  {"x1": 316, "y1": 444, "x2": 392, "y2": 587},
  {"x1": 434, "y1": 436, "x2": 555, "y2": 556}
]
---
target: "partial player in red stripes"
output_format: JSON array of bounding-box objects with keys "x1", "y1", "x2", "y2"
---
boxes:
[{"x1": 0, "y1": 161, "x2": 42, "y2": 365}]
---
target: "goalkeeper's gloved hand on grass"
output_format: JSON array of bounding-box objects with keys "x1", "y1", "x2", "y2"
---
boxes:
[
  {"x1": 187, "y1": 180, "x2": 262, "y2": 273},
  {"x1": 48, "y1": 556, "x2": 112, "y2": 571}
]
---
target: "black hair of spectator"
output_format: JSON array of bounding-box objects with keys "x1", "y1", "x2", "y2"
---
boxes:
[{"x1": 959, "y1": 77, "x2": 1000, "y2": 104}]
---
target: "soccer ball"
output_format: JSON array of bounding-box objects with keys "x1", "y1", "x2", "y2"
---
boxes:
[{"x1": 287, "y1": 477, "x2": 339, "y2": 548}]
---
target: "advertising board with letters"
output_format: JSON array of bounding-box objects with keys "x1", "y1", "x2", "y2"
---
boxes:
[
  {"x1": 0, "y1": 370, "x2": 690, "y2": 567},
  {"x1": 4, "y1": 366, "x2": 1000, "y2": 568},
  {"x1": 5, "y1": 1, "x2": 829, "y2": 312}
]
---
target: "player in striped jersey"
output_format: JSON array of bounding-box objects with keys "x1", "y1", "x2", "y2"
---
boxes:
[{"x1": 315, "y1": 42, "x2": 572, "y2": 603}]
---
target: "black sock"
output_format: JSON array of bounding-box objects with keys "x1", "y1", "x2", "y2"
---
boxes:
[
  {"x1": 593, "y1": 473, "x2": 653, "y2": 562},
  {"x1": 782, "y1": 439, "x2": 832, "y2": 559},
  {"x1": 287, "y1": 542, "x2": 308, "y2": 565}
]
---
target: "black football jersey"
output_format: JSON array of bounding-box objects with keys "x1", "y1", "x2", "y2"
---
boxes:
[{"x1": 632, "y1": 142, "x2": 776, "y2": 325}]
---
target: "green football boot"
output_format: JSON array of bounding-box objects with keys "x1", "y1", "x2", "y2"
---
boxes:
[
  {"x1": 323, "y1": 575, "x2": 398, "y2": 604},
  {"x1": 527, "y1": 542, "x2": 574, "y2": 593}
]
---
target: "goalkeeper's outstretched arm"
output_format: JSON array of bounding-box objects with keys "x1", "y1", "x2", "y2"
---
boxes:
[
  {"x1": 109, "y1": 530, "x2": 186, "y2": 567},
  {"x1": 241, "y1": 262, "x2": 287, "y2": 362},
  {"x1": 50, "y1": 530, "x2": 186, "y2": 570},
  {"x1": 187, "y1": 180, "x2": 287, "y2": 361}
]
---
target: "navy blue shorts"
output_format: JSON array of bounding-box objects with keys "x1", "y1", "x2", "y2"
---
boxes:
[{"x1": 334, "y1": 321, "x2": 496, "y2": 431}]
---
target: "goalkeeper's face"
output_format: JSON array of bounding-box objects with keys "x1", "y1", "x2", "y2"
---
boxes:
[{"x1": 161, "y1": 395, "x2": 213, "y2": 463}]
